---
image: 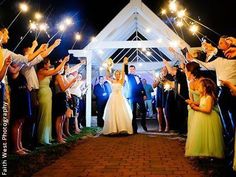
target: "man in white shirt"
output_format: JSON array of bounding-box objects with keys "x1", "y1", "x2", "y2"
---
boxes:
[
  {"x1": 67, "y1": 72, "x2": 84, "y2": 132},
  {"x1": 0, "y1": 27, "x2": 46, "y2": 123}
]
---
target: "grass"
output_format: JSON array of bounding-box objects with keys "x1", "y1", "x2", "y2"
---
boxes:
[{"x1": 7, "y1": 127, "x2": 101, "y2": 177}]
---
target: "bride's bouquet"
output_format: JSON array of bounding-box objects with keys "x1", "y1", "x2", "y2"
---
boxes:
[{"x1": 102, "y1": 58, "x2": 114, "y2": 73}]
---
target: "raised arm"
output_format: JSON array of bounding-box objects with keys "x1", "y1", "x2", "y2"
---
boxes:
[
  {"x1": 39, "y1": 56, "x2": 69, "y2": 77},
  {"x1": 186, "y1": 52, "x2": 217, "y2": 70},
  {"x1": 120, "y1": 57, "x2": 128, "y2": 85},
  {"x1": 56, "y1": 74, "x2": 76, "y2": 92},
  {"x1": 163, "y1": 59, "x2": 177, "y2": 76},
  {"x1": 27, "y1": 43, "x2": 47, "y2": 61},
  {"x1": 169, "y1": 47, "x2": 185, "y2": 63},
  {"x1": 27, "y1": 40, "x2": 38, "y2": 55},
  {"x1": 40, "y1": 39, "x2": 61, "y2": 58},
  {"x1": 65, "y1": 60, "x2": 86, "y2": 75}
]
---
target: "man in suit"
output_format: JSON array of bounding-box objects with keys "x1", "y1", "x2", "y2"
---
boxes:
[
  {"x1": 124, "y1": 58, "x2": 147, "y2": 133},
  {"x1": 93, "y1": 76, "x2": 110, "y2": 127}
]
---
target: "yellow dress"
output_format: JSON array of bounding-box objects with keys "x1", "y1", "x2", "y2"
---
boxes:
[
  {"x1": 37, "y1": 77, "x2": 53, "y2": 144},
  {"x1": 187, "y1": 89, "x2": 200, "y2": 132},
  {"x1": 185, "y1": 95, "x2": 224, "y2": 158},
  {"x1": 185, "y1": 89, "x2": 200, "y2": 152},
  {"x1": 233, "y1": 134, "x2": 236, "y2": 170}
]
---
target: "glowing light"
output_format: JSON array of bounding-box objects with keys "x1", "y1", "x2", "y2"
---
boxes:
[
  {"x1": 161, "y1": 9, "x2": 167, "y2": 15},
  {"x1": 177, "y1": 9, "x2": 186, "y2": 18},
  {"x1": 91, "y1": 36, "x2": 97, "y2": 42},
  {"x1": 19, "y1": 3, "x2": 29, "y2": 12},
  {"x1": 75, "y1": 33, "x2": 81, "y2": 41},
  {"x1": 35, "y1": 12, "x2": 43, "y2": 21},
  {"x1": 164, "y1": 83, "x2": 171, "y2": 91},
  {"x1": 138, "y1": 63, "x2": 143, "y2": 67},
  {"x1": 189, "y1": 24, "x2": 199, "y2": 34},
  {"x1": 169, "y1": 41, "x2": 179, "y2": 48},
  {"x1": 29, "y1": 22, "x2": 37, "y2": 30},
  {"x1": 146, "y1": 51, "x2": 152, "y2": 56},
  {"x1": 176, "y1": 20, "x2": 183, "y2": 27},
  {"x1": 64, "y1": 18, "x2": 73, "y2": 26},
  {"x1": 58, "y1": 24, "x2": 66, "y2": 32},
  {"x1": 39, "y1": 23, "x2": 48, "y2": 31},
  {"x1": 145, "y1": 28, "x2": 151, "y2": 33},
  {"x1": 169, "y1": 0, "x2": 177, "y2": 12},
  {"x1": 99, "y1": 67, "x2": 104, "y2": 71}
]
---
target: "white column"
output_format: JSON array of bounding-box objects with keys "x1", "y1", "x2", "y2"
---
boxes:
[{"x1": 85, "y1": 51, "x2": 92, "y2": 127}]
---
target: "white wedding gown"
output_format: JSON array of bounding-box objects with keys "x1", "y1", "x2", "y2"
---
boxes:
[{"x1": 102, "y1": 83, "x2": 133, "y2": 135}]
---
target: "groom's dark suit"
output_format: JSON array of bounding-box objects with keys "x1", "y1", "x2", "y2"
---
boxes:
[{"x1": 125, "y1": 65, "x2": 147, "y2": 133}]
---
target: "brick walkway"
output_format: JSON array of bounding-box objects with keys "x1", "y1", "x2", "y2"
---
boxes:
[{"x1": 33, "y1": 129, "x2": 204, "y2": 177}]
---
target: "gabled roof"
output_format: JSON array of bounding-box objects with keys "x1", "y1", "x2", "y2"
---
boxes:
[{"x1": 69, "y1": 0, "x2": 189, "y2": 70}]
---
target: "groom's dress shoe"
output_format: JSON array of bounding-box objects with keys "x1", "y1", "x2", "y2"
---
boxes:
[
  {"x1": 142, "y1": 126, "x2": 148, "y2": 132},
  {"x1": 141, "y1": 124, "x2": 148, "y2": 131}
]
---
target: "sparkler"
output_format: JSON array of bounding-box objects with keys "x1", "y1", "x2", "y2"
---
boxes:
[
  {"x1": 35, "y1": 12, "x2": 43, "y2": 21},
  {"x1": 71, "y1": 33, "x2": 82, "y2": 49},
  {"x1": 13, "y1": 21, "x2": 37, "y2": 52},
  {"x1": 35, "y1": 22, "x2": 49, "y2": 40},
  {"x1": 185, "y1": 15, "x2": 221, "y2": 36},
  {"x1": 169, "y1": 0, "x2": 177, "y2": 13},
  {"x1": 47, "y1": 23, "x2": 65, "y2": 44},
  {"x1": 7, "y1": 2, "x2": 29, "y2": 30}
]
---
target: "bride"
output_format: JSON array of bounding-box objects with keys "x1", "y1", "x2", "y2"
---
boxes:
[{"x1": 102, "y1": 57, "x2": 133, "y2": 135}]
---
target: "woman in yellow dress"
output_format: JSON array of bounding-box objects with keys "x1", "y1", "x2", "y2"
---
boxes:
[{"x1": 37, "y1": 56, "x2": 69, "y2": 145}]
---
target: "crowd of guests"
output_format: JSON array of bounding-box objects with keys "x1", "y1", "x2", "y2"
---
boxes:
[
  {"x1": 1, "y1": 22, "x2": 236, "y2": 172},
  {"x1": 153, "y1": 36, "x2": 236, "y2": 171},
  {"x1": 92, "y1": 36, "x2": 236, "y2": 171},
  {"x1": 0, "y1": 27, "x2": 87, "y2": 155}
]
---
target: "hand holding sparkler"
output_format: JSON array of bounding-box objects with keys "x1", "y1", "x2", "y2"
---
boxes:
[
  {"x1": 63, "y1": 55, "x2": 70, "y2": 63},
  {"x1": 53, "y1": 39, "x2": 61, "y2": 47},
  {"x1": 81, "y1": 59, "x2": 86, "y2": 65},
  {"x1": 185, "y1": 99, "x2": 194, "y2": 105},
  {"x1": 4, "y1": 56, "x2": 12, "y2": 67},
  {"x1": 32, "y1": 40, "x2": 38, "y2": 48},
  {"x1": 39, "y1": 43, "x2": 48, "y2": 52}
]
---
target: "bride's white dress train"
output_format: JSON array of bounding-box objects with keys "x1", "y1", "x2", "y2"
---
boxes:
[{"x1": 102, "y1": 83, "x2": 133, "y2": 135}]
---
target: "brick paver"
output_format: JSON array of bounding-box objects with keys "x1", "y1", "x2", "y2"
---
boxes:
[{"x1": 33, "y1": 130, "x2": 204, "y2": 177}]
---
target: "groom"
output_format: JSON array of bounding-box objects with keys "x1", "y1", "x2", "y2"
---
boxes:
[{"x1": 124, "y1": 57, "x2": 147, "y2": 133}]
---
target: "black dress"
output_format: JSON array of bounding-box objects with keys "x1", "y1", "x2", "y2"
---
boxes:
[{"x1": 8, "y1": 73, "x2": 31, "y2": 119}]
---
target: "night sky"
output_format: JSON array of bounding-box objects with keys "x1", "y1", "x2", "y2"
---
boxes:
[{"x1": 0, "y1": 0, "x2": 235, "y2": 63}]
